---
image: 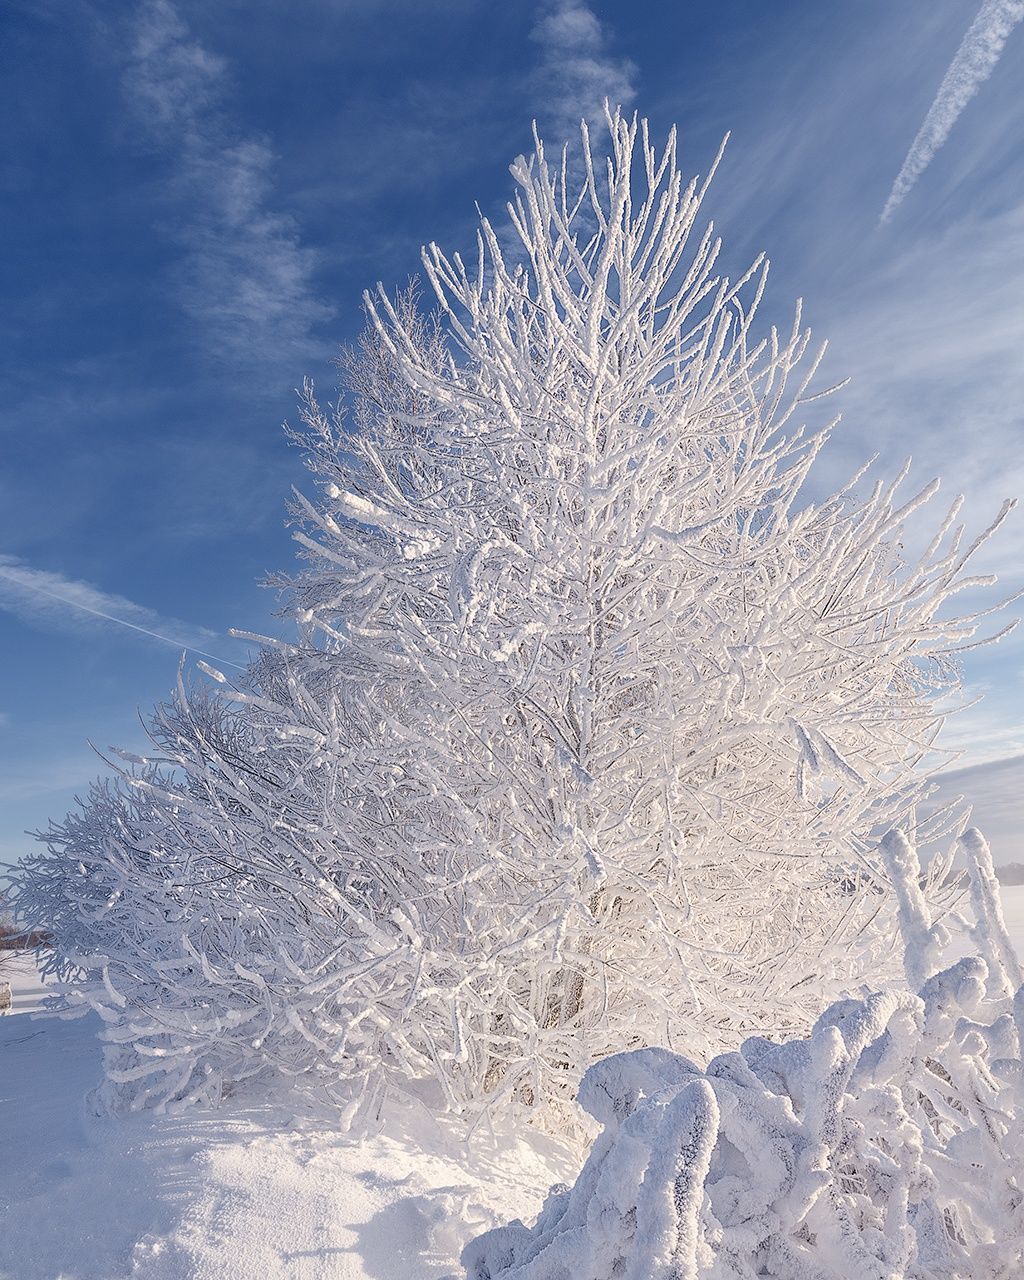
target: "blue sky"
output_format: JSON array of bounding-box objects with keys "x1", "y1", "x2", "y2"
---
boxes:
[{"x1": 2, "y1": 0, "x2": 1023, "y2": 866}]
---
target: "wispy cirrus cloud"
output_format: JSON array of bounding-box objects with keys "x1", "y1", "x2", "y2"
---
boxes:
[
  {"x1": 817, "y1": 199, "x2": 1024, "y2": 557},
  {"x1": 528, "y1": 0, "x2": 636, "y2": 144},
  {"x1": 881, "y1": 0, "x2": 1024, "y2": 223},
  {"x1": 0, "y1": 555, "x2": 244, "y2": 668},
  {"x1": 123, "y1": 0, "x2": 333, "y2": 371}
]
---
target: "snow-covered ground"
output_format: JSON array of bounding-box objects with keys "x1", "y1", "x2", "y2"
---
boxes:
[
  {"x1": 4, "y1": 890, "x2": 1024, "y2": 1280},
  {"x1": 0, "y1": 953, "x2": 578, "y2": 1280},
  {"x1": 2, "y1": 950, "x2": 48, "y2": 1015}
]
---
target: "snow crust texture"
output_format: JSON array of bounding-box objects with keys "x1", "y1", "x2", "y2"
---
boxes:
[{"x1": 465, "y1": 829, "x2": 1024, "y2": 1279}]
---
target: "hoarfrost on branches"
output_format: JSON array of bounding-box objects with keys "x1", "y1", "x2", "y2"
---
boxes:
[
  {"x1": 464, "y1": 830, "x2": 1024, "y2": 1279},
  {"x1": 11, "y1": 108, "x2": 1018, "y2": 1123}
]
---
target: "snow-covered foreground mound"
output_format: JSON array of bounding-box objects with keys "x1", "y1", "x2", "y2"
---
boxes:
[
  {"x1": 467, "y1": 838, "x2": 1024, "y2": 1280},
  {"x1": 0, "y1": 959, "x2": 577, "y2": 1280}
]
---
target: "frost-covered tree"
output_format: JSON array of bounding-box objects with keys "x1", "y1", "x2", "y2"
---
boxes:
[
  {"x1": 278, "y1": 111, "x2": 1014, "y2": 1104},
  {"x1": 13, "y1": 109, "x2": 1016, "y2": 1122}
]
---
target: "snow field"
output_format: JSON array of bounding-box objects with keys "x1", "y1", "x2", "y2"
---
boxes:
[{"x1": 0, "y1": 955, "x2": 578, "y2": 1280}]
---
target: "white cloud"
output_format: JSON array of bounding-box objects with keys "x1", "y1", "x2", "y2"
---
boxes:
[
  {"x1": 881, "y1": 0, "x2": 1024, "y2": 223},
  {"x1": 123, "y1": 0, "x2": 333, "y2": 369},
  {"x1": 528, "y1": 0, "x2": 636, "y2": 144},
  {"x1": 0, "y1": 555, "x2": 244, "y2": 669},
  {"x1": 815, "y1": 200, "x2": 1024, "y2": 565},
  {"x1": 934, "y1": 694, "x2": 1024, "y2": 771}
]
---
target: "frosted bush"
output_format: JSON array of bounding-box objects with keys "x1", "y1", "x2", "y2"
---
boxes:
[
  {"x1": 12, "y1": 677, "x2": 387, "y2": 1112},
  {"x1": 464, "y1": 829, "x2": 1024, "y2": 1279},
  {"x1": 11, "y1": 108, "x2": 1018, "y2": 1122}
]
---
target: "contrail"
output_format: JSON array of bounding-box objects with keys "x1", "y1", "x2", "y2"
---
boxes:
[
  {"x1": 529, "y1": 0, "x2": 637, "y2": 143},
  {"x1": 0, "y1": 562, "x2": 246, "y2": 671},
  {"x1": 881, "y1": 0, "x2": 1024, "y2": 223}
]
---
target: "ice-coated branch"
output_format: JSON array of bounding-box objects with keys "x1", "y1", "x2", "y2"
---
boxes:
[
  {"x1": 962, "y1": 826, "x2": 1024, "y2": 996},
  {"x1": 879, "y1": 828, "x2": 947, "y2": 990}
]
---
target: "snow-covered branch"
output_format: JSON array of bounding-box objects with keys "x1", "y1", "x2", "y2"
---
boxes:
[{"x1": 465, "y1": 830, "x2": 1024, "y2": 1279}]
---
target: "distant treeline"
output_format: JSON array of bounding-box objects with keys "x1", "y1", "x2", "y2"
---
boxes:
[
  {"x1": 997, "y1": 864, "x2": 1024, "y2": 886},
  {"x1": 0, "y1": 920, "x2": 51, "y2": 949}
]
